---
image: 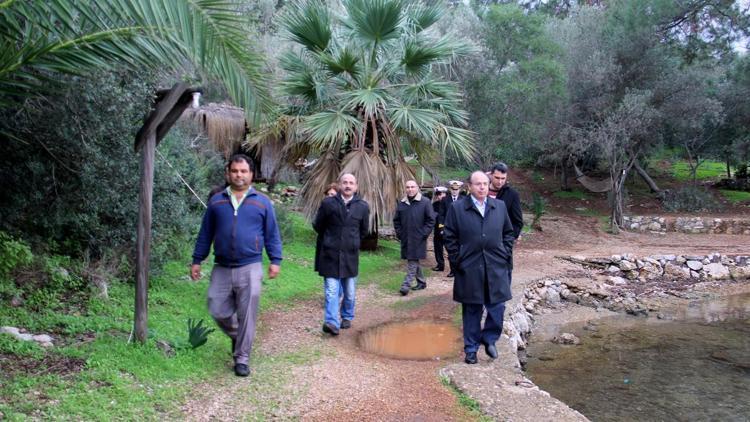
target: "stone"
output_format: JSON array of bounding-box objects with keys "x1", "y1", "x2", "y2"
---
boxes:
[
  {"x1": 690, "y1": 270, "x2": 700, "y2": 279},
  {"x1": 10, "y1": 296, "x2": 23, "y2": 307},
  {"x1": 511, "y1": 312, "x2": 531, "y2": 334},
  {"x1": 32, "y1": 334, "x2": 53, "y2": 343},
  {"x1": 686, "y1": 260, "x2": 703, "y2": 271},
  {"x1": 611, "y1": 254, "x2": 622, "y2": 262},
  {"x1": 545, "y1": 289, "x2": 561, "y2": 304},
  {"x1": 17, "y1": 333, "x2": 33, "y2": 341},
  {"x1": 619, "y1": 261, "x2": 637, "y2": 271},
  {"x1": 664, "y1": 263, "x2": 690, "y2": 278},
  {"x1": 1, "y1": 326, "x2": 20, "y2": 336},
  {"x1": 544, "y1": 279, "x2": 554, "y2": 287},
  {"x1": 648, "y1": 222, "x2": 662, "y2": 231},
  {"x1": 608, "y1": 276, "x2": 628, "y2": 285},
  {"x1": 40, "y1": 342, "x2": 54, "y2": 348},
  {"x1": 566, "y1": 293, "x2": 580, "y2": 304},
  {"x1": 625, "y1": 270, "x2": 639, "y2": 280},
  {"x1": 552, "y1": 333, "x2": 581, "y2": 345},
  {"x1": 729, "y1": 266, "x2": 750, "y2": 280},
  {"x1": 703, "y1": 263, "x2": 730, "y2": 280},
  {"x1": 675, "y1": 256, "x2": 686, "y2": 264},
  {"x1": 606, "y1": 265, "x2": 620, "y2": 273}
]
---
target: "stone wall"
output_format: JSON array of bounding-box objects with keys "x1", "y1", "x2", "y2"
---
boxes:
[{"x1": 623, "y1": 216, "x2": 750, "y2": 234}]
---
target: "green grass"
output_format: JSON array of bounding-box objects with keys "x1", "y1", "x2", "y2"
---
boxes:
[
  {"x1": 0, "y1": 211, "x2": 403, "y2": 420},
  {"x1": 719, "y1": 189, "x2": 750, "y2": 203},
  {"x1": 552, "y1": 189, "x2": 588, "y2": 200},
  {"x1": 671, "y1": 160, "x2": 729, "y2": 181},
  {"x1": 440, "y1": 376, "x2": 493, "y2": 421}
]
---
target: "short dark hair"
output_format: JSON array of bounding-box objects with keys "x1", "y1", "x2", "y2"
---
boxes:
[
  {"x1": 490, "y1": 162, "x2": 509, "y2": 174},
  {"x1": 227, "y1": 154, "x2": 255, "y2": 172}
]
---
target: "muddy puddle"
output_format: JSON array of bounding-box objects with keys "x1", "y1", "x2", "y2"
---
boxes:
[
  {"x1": 525, "y1": 293, "x2": 750, "y2": 421},
  {"x1": 358, "y1": 320, "x2": 462, "y2": 361}
]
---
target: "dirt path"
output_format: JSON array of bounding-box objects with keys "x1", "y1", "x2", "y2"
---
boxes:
[{"x1": 181, "y1": 214, "x2": 748, "y2": 421}]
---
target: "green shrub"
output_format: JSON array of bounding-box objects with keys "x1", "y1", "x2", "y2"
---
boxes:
[
  {"x1": 530, "y1": 193, "x2": 547, "y2": 230},
  {"x1": 662, "y1": 186, "x2": 722, "y2": 212},
  {"x1": 0, "y1": 232, "x2": 33, "y2": 277}
]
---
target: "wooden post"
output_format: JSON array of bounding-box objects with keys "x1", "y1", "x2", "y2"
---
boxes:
[{"x1": 134, "y1": 132, "x2": 156, "y2": 343}]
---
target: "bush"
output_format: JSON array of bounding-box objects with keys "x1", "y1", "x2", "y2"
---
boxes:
[
  {"x1": 0, "y1": 232, "x2": 33, "y2": 278},
  {"x1": 0, "y1": 70, "x2": 224, "y2": 266},
  {"x1": 662, "y1": 186, "x2": 723, "y2": 212}
]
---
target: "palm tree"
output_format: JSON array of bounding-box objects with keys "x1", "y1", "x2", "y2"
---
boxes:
[
  {"x1": 265, "y1": 0, "x2": 476, "y2": 230},
  {"x1": 0, "y1": 0, "x2": 272, "y2": 120}
]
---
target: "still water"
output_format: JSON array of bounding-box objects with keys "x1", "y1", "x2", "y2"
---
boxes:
[
  {"x1": 525, "y1": 293, "x2": 750, "y2": 422},
  {"x1": 358, "y1": 320, "x2": 462, "y2": 361}
]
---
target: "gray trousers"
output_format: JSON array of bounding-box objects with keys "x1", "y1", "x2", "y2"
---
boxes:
[
  {"x1": 207, "y1": 262, "x2": 263, "y2": 366},
  {"x1": 402, "y1": 260, "x2": 425, "y2": 287}
]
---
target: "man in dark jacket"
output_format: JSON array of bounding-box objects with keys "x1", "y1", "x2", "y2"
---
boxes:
[
  {"x1": 488, "y1": 162, "x2": 524, "y2": 286},
  {"x1": 394, "y1": 180, "x2": 436, "y2": 296},
  {"x1": 488, "y1": 162, "x2": 524, "y2": 239},
  {"x1": 313, "y1": 173, "x2": 370, "y2": 336},
  {"x1": 191, "y1": 154, "x2": 283, "y2": 377},
  {"x1": 444, "y1": 171, "x2": 515, "y2": 364},
  {"x1": 439, "y1": 180, "x2": 466, "y2": 277},
  {"x1": 431, "y1": 186, "x2": 448, "y2": 272}
]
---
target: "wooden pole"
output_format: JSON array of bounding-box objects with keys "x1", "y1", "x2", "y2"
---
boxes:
[{"x1": 134, "y1": 132, "x2": 156, "y2": 343}]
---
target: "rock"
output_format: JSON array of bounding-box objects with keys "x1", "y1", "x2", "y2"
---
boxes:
[
  {"x1": 10, "y1": 295, "x2": 23, "y2": 307},
  {"x1": 686, "y1": 260, "x2": 703, "y2": 271},
  {"x1": 619, "y1": 261, "x2": 637, "y2": 271},
  {"x1": 32, "y1": 334, "x2": 53, "y2": 343},
  {"x1": 625, "y1": 270, "x2": 639, "y2": 280},
  {"x1": 690, "y1": 270, "x2": 700, "y2": 279},
  {"x1": 703, "y1": 263, "x2": 730, "y2": 280},
  {"x1": 1, "y1": 326, "x2": 20, "y2": 336},
  {"x1": 675, "y1": 256, "x2": 687, "y2": 264},
  {"x1": 611, "y1": 254, "x2": 622, "y2": 262},
  {"x1": 552, "y1": 333, "x2": 581, "y2": 345},
  {"x1": 544, "y1": 279, "x2": 555, "y2": 287},
  {"x1": 606, "y1": 265, "x2": 620, "y2": 273},
  {"x1": 565, "y1": 293, "x2": 580, "y2": 304},
  {"x1": 664, "y1": 263, "x2": 690, "y2": 278},
  {"x1": 647, "y1": 222, "x2": 662, "y2": 231},
  {"x1": 608, "y1": 276, "x2": 628, "y2": 285},
  {"x1": 17, "y1": 333, "x2": 33, "y2": 341},
  {"x1": 729, "y1": 266, "x2": 750, "y2": 280},
  {"x1": 511, "y1": 312, "x2": 531, "y2": 334},
  {"x1": 39, "y1": 342, "x2": 54, "y2": 348},
  {"x1": 545, "y1": 289, "x2": 561, "y2": 304}
]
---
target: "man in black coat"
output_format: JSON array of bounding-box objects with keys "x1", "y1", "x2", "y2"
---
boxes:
[
  {"x1": 393, "y1": 180, "x2": 436, "y2": 296},
  {"x1": 439, "y1": 180, "x2": 466, "y2": 277},
  {"x1": 488, "y1": 162, "x2": 524, "y2": 239},
  {"x1": 444, "y1": 171, "x2": 515, "y2": 364},
  {"x1": 313, "y1": 173, "x2": 370, "y2": 336},
  {"x1": 431, "y1": 186, "x2": 448, "y2": 272}
]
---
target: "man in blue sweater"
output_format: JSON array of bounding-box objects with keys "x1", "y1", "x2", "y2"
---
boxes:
[{"x1": 191, "y1": 154, "x2": 282, "y2": 377}]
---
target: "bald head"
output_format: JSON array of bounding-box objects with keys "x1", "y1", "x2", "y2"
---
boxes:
[{"x1": 469, "y1": 171, "x2": 489, "y2": 202}]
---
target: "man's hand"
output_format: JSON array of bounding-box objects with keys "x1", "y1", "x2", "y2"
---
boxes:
[
  {"x1": 190, "y1": 264, "x2": 202, "y2": 281},
  {"x1": 268, "y1": 264, "x2": 280, "y2": 279}
]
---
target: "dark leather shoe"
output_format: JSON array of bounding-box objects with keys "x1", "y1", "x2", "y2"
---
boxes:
[
  {"x1": 411, "y1": 282, "x2": 427, "y2": 291},
  {"x1": 484, "y1": 342, "x2": 498, "y2": 359},
  {"x1": 431, "y1": 266, "x2": 444, "y2": 271},
  {"x1": 447, "y1": 271, "x2": 454, "y2": 277},
  {"x1": 464, "y1": 352, "x2": 478, "y2": 364},
  {"x1": 341, "y1": 319, "x2": 351, "y2": 329},
  {"x1": 322, "y1": 322, "x2": 339, "y2": 335},
  {"x1": 234, "y1": 363, "x2": 250, "y2": 377},
  {"x1": 399, "y1": 285, "x2": 410, "y2": 296}
]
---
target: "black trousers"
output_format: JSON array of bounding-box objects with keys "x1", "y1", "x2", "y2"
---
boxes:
[{"x1": 432, "y1": 231, "x2": 445, "y2": 270}]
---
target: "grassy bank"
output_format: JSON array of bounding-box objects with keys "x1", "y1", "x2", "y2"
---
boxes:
[{"x1": 0, "y1": 212, "x2": 401, "y2": 420}]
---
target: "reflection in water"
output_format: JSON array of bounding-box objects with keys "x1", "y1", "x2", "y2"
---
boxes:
[
  {"x1": 358, "y1": 320, "x2": 462, "y2": 361},
  {"x1": 526, "y1": 293, "x2": 750, "y2": 422}
]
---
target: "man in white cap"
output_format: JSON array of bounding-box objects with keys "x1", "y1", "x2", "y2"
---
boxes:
[{"x1": 439, "y1": 180, "x2": 465, "y2": 277}]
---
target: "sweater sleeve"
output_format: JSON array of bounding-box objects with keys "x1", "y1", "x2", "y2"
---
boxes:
[
  {"x1": 192, "y1": 206, "x2": 215, "y2": 265},
  {"x1": 263, "y1": 200, "x2": 283, "y2": 265}
]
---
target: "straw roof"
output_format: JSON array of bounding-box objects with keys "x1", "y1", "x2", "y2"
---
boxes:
[{"x1": 182, "y1": 102, "x2": 247, "y2": 158}]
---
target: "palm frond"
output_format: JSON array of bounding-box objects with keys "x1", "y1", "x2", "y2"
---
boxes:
[
  {"x1": 388, "y1": 104, "x2": 445, "y2": 141},
  {"x1": 318, "y1": 46, "x2": 362, "y2": 82},
  {"x1": 280, "y1": 0, "x2": 332, "y2": 53},
  {"x1": 404, "y1": 3, "x2": 444, "y2": 33},
  {"x1": 302, "y1": 109, "x2": 362, "y2": 150},
  {"x1": 342, "y1": 86, "x2": 389, "y2": 120},
  {"x1": 341, "y1": 149, "x2": 395, "y2": 230},
  {"x1": 342, "y1": 0, "x2": 404, "y2": 45},
  {"x1": 299, "y1": 151, "x2": 341, "y2": 220},
  {"x1": 435, "y1": 124, "x2": 477, "y2": 163}
]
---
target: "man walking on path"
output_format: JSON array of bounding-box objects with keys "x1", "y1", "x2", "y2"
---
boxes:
[
  {"x1": 431, "y1": 186, "x2": 448, "y2": 272},
  {"x1": 488, "y1": 162, "x2": 524, "y2": 286},
  {"x1": 444, "y1": 171, "x2": 515, "y2": 364},
  {"x1": 313, "y1": 173, "x2": 370, "y2": 335},
  {"x1": 439, "y1": 180, "x2": 466, "y2": 277},
  {"x1": 191, "y1": 154, "x2": 282, "y2": 377},
  {"x1": 394, "y1": 180, "x2": 436, "y2": 296}
]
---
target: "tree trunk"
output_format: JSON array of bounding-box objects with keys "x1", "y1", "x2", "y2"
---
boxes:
[
  {"x1": 135, "y1": 132, "x2": 155, "y2": 343},
  {"x1": 726, "y1": 159, "x2": 732, "y2": 179},
  {"x1": 560, "y1": 159, "x2": 569, "y2": 191},
  {"x1": 419, "y1": 160, "x2": 440, "y2": 188},
  {"x1": 360, "y1": 218, "x2": 379, "y2": 251},
  {"x1": 633, "y1": 160, "x2": 662, "y2": 196}
]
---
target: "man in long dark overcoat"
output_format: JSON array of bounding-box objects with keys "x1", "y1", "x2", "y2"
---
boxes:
[
  {"x1": 393, "y1": 180, "x2": 436, "y2": 296},
  {"x1": 313, "y1": 173, "x2": 370, "y2": 336},
  {"x1": 431, "y1": 186, "x2": 448, "y2": 272},
  {"x1": 444, "y1": 171, "x2": 515, "y2": 364}
]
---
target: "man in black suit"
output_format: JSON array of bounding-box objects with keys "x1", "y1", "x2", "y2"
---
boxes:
[
  {"x1": 431, "y1": 186, "x2": 448, "y2": 272},
  {"x1": 439, "y1": 180, "x2": 465, "y2": 277}
]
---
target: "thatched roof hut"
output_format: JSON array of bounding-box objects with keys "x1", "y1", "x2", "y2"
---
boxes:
[{"x1": 181, "y1": 102, "x2": 247, "y2": 159}]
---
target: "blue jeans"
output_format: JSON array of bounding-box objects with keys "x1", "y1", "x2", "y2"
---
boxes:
[{"x1": 323, "y1": 277, "x2": 357, "y2": 328}]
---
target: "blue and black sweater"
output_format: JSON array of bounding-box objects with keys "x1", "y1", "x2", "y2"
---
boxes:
[{"x1": 192, "y1": 188, "x2": 283, "y2": 267}]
